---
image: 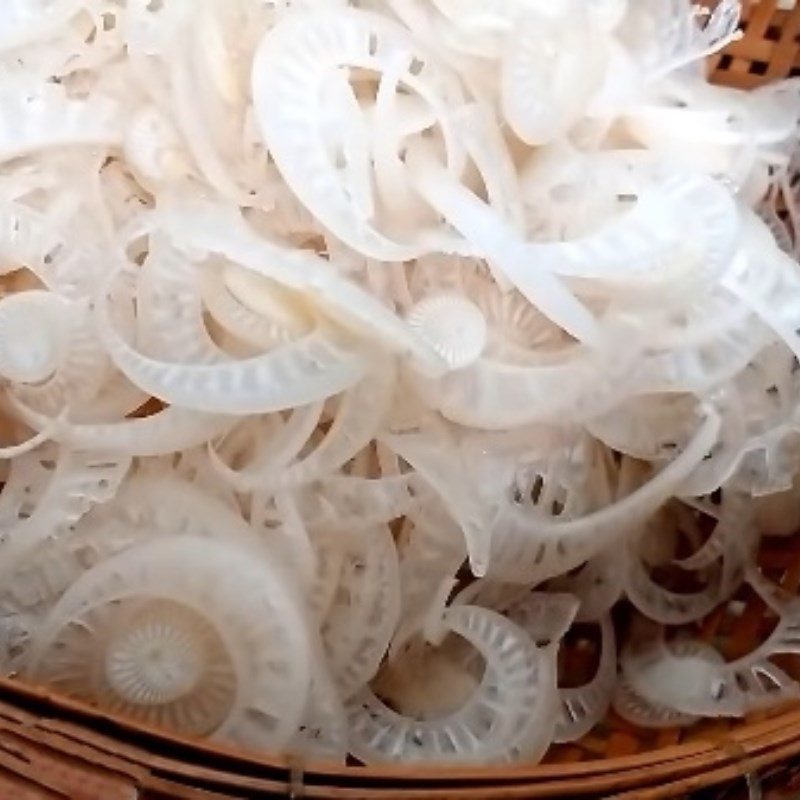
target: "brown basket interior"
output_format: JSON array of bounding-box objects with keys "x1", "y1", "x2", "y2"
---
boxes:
[{"x1": 3, "y1": 1, "x2": 800, "y2": 798}]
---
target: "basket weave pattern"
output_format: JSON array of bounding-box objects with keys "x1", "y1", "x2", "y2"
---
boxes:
[{"x1": 2, "y1": 2, "x2": 800, "y2": 798}]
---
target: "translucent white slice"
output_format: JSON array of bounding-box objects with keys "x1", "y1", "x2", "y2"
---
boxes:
[
  {"x1": 200, "y1": 266, "x2": 294, "y2": 351},
  {"x1": 304, "y1": 475, "x2": 416, "y2": 533},
  {"x1": 503, "y1": 592, "x2": 580, "y2": 645},
  {"x1": 25, "y1": 536, "x2": 311, "y2": 751},
  {"x1": 624, "y1": 618, "x2": 800, "y2": 718},
  {"x1": 217, "y1": 362, "x2": 395, "y2": 493},
  {"x1": 0, "y1": 0, "x2": 84, "y2": 54},
  {"x1": 289, "y1": 650, "x2": 347, "y2": 763},
  {"x1": 407, "y1": 145, "x2": 598, "y2": 343},
  {"x1": 136, "y1": 240, "x2": 226, "y2": 364},
  {"x1": 548, "y1": 551, "x2": 623, "y2": 622},
  {"x1": 347, "y1": 605, "x2": 557, "y2": 764},
  {"x1": 0, "y1": 448, "x2": 130, "y2": 584},
  {"x1": 501, "y1": 15, "x2": 606, "y2": 145},
  {"x1": 380, "y1": 428, "x2": 494, "y2": 576},
  {"x1": 0, "y1": 291, "x2": 72, "y2": 385},
  {"x1": 209, "y1": 403, "x2": 324, "y2": 491},
  {"x1": 65, "y1": 472, "x2": 270, "y2": 572},
  {"x1": 159, "y1": 199, "x2": 447, "y2": 375},
  {"x1": 634, "y1": 0, "x2": 742, "y2": 80},
  {"x1": 252, "y1": 8, "x2": 466, "y2": 260},
  {"x1": 99, "y1": 274, "x2": 370, "y2": 415},
  {"x1": 485, "y1": 409, "x2": 721, "y2": 583},
  {"x1": 0, "y1": 201, "x2": 97, "y2": 298},
  {"x1": 624, "y1": 540, "x2": 731, "y2": 626},
  {"x1": 8, "y1": 397, "x2": 234, "y2": 458},
  {"x1": 222, "y1": 264, "x2": 315, "y2": 339},
  {"x1": 12, "y1": 298, "x2": 111, "y2": 416},
  {"x1": 0, "y1": 81, "x2": 121, "y2": 163},
  {"x1": 613, "y1": 677, "x2": 699, "y2": 729},
  {"x1": 124, "y1": 104, "x2": 190, "y2": 189},
  {"x1": 555, "y1": 616, "x2": 616, "y2": 743},
  {"x1": 413, "y1": 336, "x2": 640, "y2": 430},
  {"x1": 322, "y1": 524, "x2": 402, "y2": 699}
]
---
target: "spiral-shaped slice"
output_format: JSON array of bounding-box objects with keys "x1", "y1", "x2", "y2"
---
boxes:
[
  {"x1": 25, "y1": 536, "x2": 311, "y2": 750},
  {"x1": 347, "y1": 605, "x2": 557, "y2": 764},
  {"x1": 252, "y1": 8, "x2": 466, "y2": 260},
  {"x1": 406, "y1": 294, "x2": 487, "y2": 370}
]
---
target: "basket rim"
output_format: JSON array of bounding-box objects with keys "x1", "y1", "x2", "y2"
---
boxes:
[{"x1": 3, "y1": 676, "x2": 800, "y2": 785}]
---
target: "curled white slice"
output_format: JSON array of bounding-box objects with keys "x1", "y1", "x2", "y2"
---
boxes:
[
  {"x1": 252, "y1": 8, "x2": 466, "y2": 260},
  {"x1": 412, "y1": 333, "x2": 641, "y2": 431},
  {"x1": 0, "y1": 447, "x2": 128, "y2": 547},
  {"x1": 99, "y1": 271, "x2": 371, "y2": 415},
  {"x1": 213, "y1": 363, "x2": 395, "y2": 492},
  {"x1": 210, "y1": 403, "x2": 325, "y2": 492},
  {"x1": 380, "y1": 427, "x2": 494, "y2": 576},
  {"x1": 0, "y1": 201, "x2": 99, "y2": 298},
  {"x1": 136, "y1": 240, "x2": 226, "y2": 364},
  {"x1": 347, "y1": 605, "x2": 557, "y2": 764},
  {"x1": 200, "y1": 266, "x2": 295, "y2": 351},
  {"x1": 407, "y1": 145, "x2": 598, "y2": 343},
  {"x1": 24, "y1": 536, "x2": 311, "y2": 750},
  {"x1": 632, "y1": 0, "x2": 742, "y2": 81},
  {"x1": 321, "y1": 524, "x2": 402, "y2": 699},
  {"x1": 159, "y1": 199, "x2": 447, "y2": 375},
  {"x1": 555, "y1": 617, "x2": 616, "y2": 743},
  {"x1": 501, "y1": 13, "x2": 607, "y2": 145},
  {"x1": 0, "y1": 0, "x2": 85, "y2": 54},
  {"x1": 0, "y1": 291, "x2": 72, "y2": 385},
  {"x1": 485, "y1": 409, "x2": 721, "y2": 583},
  {"x1": 290, "y1": 651, "x2": 348, "y2": 763},
  {"x1": 11, "y1": 297, "x2": 111, "y2": 416},
  {"x1": 124, "y1": 104, "x2": 191, "y2": 189},
  {"x1": 0, "y1": 81, "x2": 121, "y2": 163},
  {"x1": 612, "y1": 676, "x2": 700, "y2": 730},
  {"x1": 9, "y1": 396, "x2": 234, "y2": 458},
  {"x1": 623, "y1": 614, "x2": 800, "y2": 718}
]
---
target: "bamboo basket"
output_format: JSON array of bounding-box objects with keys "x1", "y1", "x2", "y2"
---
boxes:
[{"x1": 3, "y1": 2, "x2": 800, "y2": 799}]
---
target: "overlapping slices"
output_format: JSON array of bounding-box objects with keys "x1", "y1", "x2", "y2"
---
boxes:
[{"x1": 1, "y1": 0, "x2": 800, "y2": 769}]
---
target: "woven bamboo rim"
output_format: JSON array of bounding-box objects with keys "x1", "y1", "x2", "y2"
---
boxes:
[{"x1": 3, "y1": 2, "x2": 800, "y2": 798}]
